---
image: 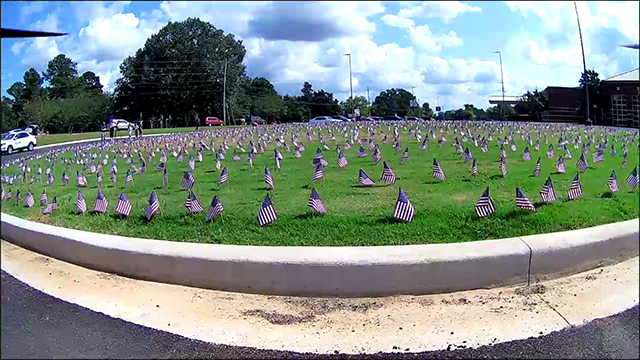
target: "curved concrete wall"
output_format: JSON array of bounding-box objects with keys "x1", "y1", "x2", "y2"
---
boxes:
[{"x1": 1, "y1": 213, "x2": 638, "y2": 296}]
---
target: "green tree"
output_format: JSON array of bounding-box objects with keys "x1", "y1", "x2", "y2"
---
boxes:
[
  {"x1": 516, "y1": 90, "x2": 549, "y2": 121},
  {"x1": 340, "y1": 95, "x2": 368, "y2": 116},
  {"x1": 22, "y1": 68, "x2": 44, "y2": 101},
  {"x1": 113, "y1": 17, "x2": 247, "y2": 126},
  {"x1": 371, "y1": 88, "x2": 416, "y2": 116},
  {"x1": 578, "y1": 69, "x2": 606, "y2": 122},
  {"x1": 79, "y1": 71, "x2": 103, "y2": 94},
  {"x1": 43, "y1": 54, "x2": 80, "y2": 99},
  {"x1": 421, "y1": 102, "x2": 434, "y2": 119}
]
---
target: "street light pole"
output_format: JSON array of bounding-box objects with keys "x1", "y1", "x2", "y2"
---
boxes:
[
  {"x1": 574, "y1": 1, "x2": 591, "y2": 126},
  {"x1": 344, "y1": 53, "x2": 354, "y2": 115},
  {"x1": 493, "y1": 51, "x2": 505, "y2": 120}
]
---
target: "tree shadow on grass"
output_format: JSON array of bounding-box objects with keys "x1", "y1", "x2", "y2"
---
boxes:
[
  {"x1": 489, "y1": 174, "x2": 505, "y2": 180},
  {"x1": 503, "y1": 208, "x2": 535, "y2": 220},
  {"x1": 253, "y1": 187, "x2": 273, "y2": 191},
  {"x1": 462, "y1": 179, "x2": 471, "y2": 183},
  {"x1": 423, "y1": 179, "x2": 441, "y2": 185},
  {"x1": 300, "y1": 184, "x2": 310, "y2": 189},
  {"x1": 533, "y1": 201, "x2": 552, "y2": 208},
  {"x1": 110, "y1": 213, "x2": 129, "y2": 221},
  {"x1": 375, "y1": 216, "x2": 405, "y2": 225},
  {"x1": 293, "y1": 212, "x2": 323, "y2": 220},
  {"x1": 528, "y1": 174, "x2": 541, "y2": 178},
  {"x1": 601, "y1": 192, "x2": 614, "y2": 199},
  {"x1": 204, "y1": 170, "x2": 217, "y2": 174}
]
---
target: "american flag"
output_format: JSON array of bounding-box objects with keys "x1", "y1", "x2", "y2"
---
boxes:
[
  {"x1": 608, "y1": 170, "x2": 620, "y2": 193},
  {"x1": 315, "y1": 148, "x2": 324, "y2": 159},
  {"x1": 77, "y1": 171, "x2": 87, "y2": 187},
  {"x1": 610, "y1": 145, "x2": 616, "y2": 157},
  {"x1": 393, "y1": 187, "x2": 416, "y2": 222},
  {"x1": 358, "y1": 145, "x2": 368, "y2": 157},
  {"x1": 626, "y1": 167, "x2": 639, "y2": 190},
  {"x1": 567, "y1": 173, "x2": 583, "y2": 200},
  {"x1": 294, "y1": 148, "x2": 302, "y2": 158},
  {"x1": 188, "y1": 155, "x2": 196, "y2": 169},
  {"x1": 274, "y1": 149, "x2": 283, "y2": 161},
  {"x1": 576, "y1": 153, "x2": 588, "y2": 173},
  {"x1": 471, "y1": 158, "x2": 478, "y2": 176},
  {"x1": 177, "y1": 153, "x2": 184, "y2": 162},
  {"x1": 546, "y1": 145, "x2": 555, "y2": 159},
  {"x1": 344, "y1": 142, "x2": 351, "y2": 150},
  {"x1": 47, "y1": 173, "x2": 54, "y2": 185},
  {"x1": 592, "y1": 149, "x2": 604, "y2": 163},
  {"x1": 196, "y1": 151, "x2": 203, "y2": 162},
  {"x1": 15, "y1": 189, "x2": 21, "y2": 202},
  {"x1": 39, "y1": 189, "x2": 47, "y2": 206},
  {"x1": 257, "y1": 194, "x2": 278, "y2": 227},
  {"x1": 500, "y1": 145, "x2": 507, "y2": 160},
  {"x1": 206, "y1": 195, "x2": 224, "y2": 221},
  {"x1": 420, "y1": 138, "x2": 428, "y2": 151},
  {"x1": 264, "y1": 167, "x2": 275, "y2": 189},
  {"x1": 381, "y1": 161, "x2": 397, "y2": 184},
  {"x1": 308, "y1": 187, "x2": 327, "y2": 213},
  {"x1": 156, "y1": 161, "x2": 165, "y2": 172},
  {"x1": 337, "y1": 151, "x2": 348, "y2": 168},
  {"x1": 432, "y1": 159, "x2": 446, "y2": 181},
  {"x1": 76, "y1": 192, "x2": 87, "y2": 214},
  {"x1": 540, "y1": 177, "x2": 557, "y2": 203},
  {"x1": 474, "y1": 187, "x2": 496, "y2": 218},
  {"x1": 51, "y1": 196, "x2": 58, "y2": 211},
  {"x1": 275, "y1": 157, "x2": 281, "y2": 169},
  {"x1": 564, "y1": 146, "x2": 572, "y2": 159},
  {"x1": 216, "y1": 159, "x2": 221, "y2": 170},
  {"x1": 218, "y1": 167, "x2": 228, "y2": 185},
  {"x1": 0, "y1": 186, "x2": 3, "y2": 201},
  {"x1": 400, "y1": 148, "x2": 409, "y2": 164},
  {"x1": 43, "y1": 201, "x2": 53, "y2": 215},
  {"x1": 510, "y1": 142, "x2": 517, "y2": 152},
  {"x1": 125, "y1": 169, "x2": 134, "y2": 184},
  {"x1": 181, "y1": 171, "x2": 195, "y2": 190},
  {"x1": 185, "y1": 191, "x2": 204, "y2": 213},
  {"x1": 372, "y1": 148, "x2": 381, "y2": 164},
  {"x1": 622, "y1": 155, "x2": 628, "y2": 168},
  {"x1": 515, "y1": 187, "x2": 536, "y2": 211},
  {"x1": 145, "y1": 191, "x2": 160, "y2": 220},
  {"x1": 96, "y1": 171, "x2": 102, "y2": 185},
  {"x1": 462, "y1": 147, "x2": 472, "y2": 163},
  {"x1": 115, "y1": 191, "x2": 132, "y2": 216},
  {"x1": 555, "y1": 156, "x2": 566, "y2": 173},
  {"x1": 533, "y1": 157, "x2": 541, "y2": 176},
  {"x1": 160, "y1": 151, "x2": 168, "y2": 163},
  {"x1": 311, "y1": 163, "x2": 324, "y2": 182},
  {"x1": 6, "y1": 189, "x2": 12, "y2": 201},
  {"x1": 94, "y1": 190, "x2": 109, "y2": 213},
  {"x1": 358, "y1": 169, "x2": 376, "y2": 186},
  {"x1": 25, "y1": 190, "x2": 35, "y2": 208},
  {"x1": 521, "y1": 147, "x2": 531, "y2": 161},
  {"x1": 500, "y1": 159, "x2": 508, "y2": 176}
]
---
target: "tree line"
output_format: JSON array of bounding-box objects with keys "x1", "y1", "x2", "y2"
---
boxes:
[{"x1": 1, "y1": 17, "x2": 606, "y2": 134}]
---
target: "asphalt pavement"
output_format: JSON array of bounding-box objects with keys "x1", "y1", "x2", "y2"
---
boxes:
[{"x1": 1, "y1": 270, "x2": 638, "y2": 359}]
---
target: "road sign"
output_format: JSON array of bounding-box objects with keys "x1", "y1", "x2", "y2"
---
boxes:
[{"x1": 435, "y1": 106, "x2": 441, "y2": 112}]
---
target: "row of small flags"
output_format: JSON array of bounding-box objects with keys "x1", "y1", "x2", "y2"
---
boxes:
[{"x1": 2, "y1": 167, "x2": 637, "y2": 224}]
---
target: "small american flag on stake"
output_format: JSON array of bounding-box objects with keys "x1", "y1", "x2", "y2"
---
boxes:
[
  {"x1": 626, "y1": 167, "x2": 639, "y2": 190},
  {"x1": 114, "y1": 191, "x2": 132, "y2": 216},
  {"x1": 381, "y1": 161, "x2": 397, "y2": 184},
  {"x1": 311, "y1": 163, "x2": 324, "y2": 182},
  {"x1": 308, "y1": 187, "x2": 327, "y2": 213},
  {"x1": 40, "y1": 189, "x2": 47, "y2": 206},
  {"x1": 181, "y1": 171, "x2": 195, "y2": 190},
  {"x1": 264, "y1": 167, "x2": 275, "y2": 190},
  {"x1": 77, "y1": 192, "x2": 87, "y2": 214},
  {"x1": 25, "y1": 190, "x2": 35, "y2": 208},
  {"x1": 337, "y1": 151, "x2": 348, "y2": 168},
  {"x1": 185, "y1": 191, "x2": 204, "y2": 213},
  {"x1": 540, "y1": 177, "x2": 557, "y2": 203},
  {"x1": 567, "y1": 173, "x2": 583, "y2": 200},
  {"x1": 94, "y1": 190, "x2": 108, "y2": 213},
  {"x1": 358, "y1": 169, "x2": 375, "y2": 187},
  {"x1": 608, "y1": 170, "x2": 620, "y2": 193},
  {"x1": 393, "y1": 187, "x2": 416, "y2": 222},
  {"x1": 515, "y1": 187, "x2": 536, "y2": 211},
  {"x1": 533, "y1": 157, "x2": 541, "y2": 176},
  {"x1": 125, "y1": 169, "x2": 134, "y2": 184},
  {"x1": 432, "y1": 159, "x2": 446, "y2": 181},
  {"x1": 145, "y1": 191, "x2": 160, "y2": 221},
  {"x1": 471, "y1": 158, "x2": 478, "y2": 176},
  {"x1": 218, "y1": 167, "x2": 228, "y2": 185},
  {"x1": 206, "y1": 195, "x2": 224, "y2": 221},
  {"x1": 257, "y1": 194, "x2": 278, "y2": 227},
  {"x1": 400, "y1": 148, "x2": 409, "y2": 164},
  {"x1": 475, "y1": 187, "x2": 496, "y2": 218},
  {"x1": 576, "y1": 153, "x2": 588, "y2": 173}
]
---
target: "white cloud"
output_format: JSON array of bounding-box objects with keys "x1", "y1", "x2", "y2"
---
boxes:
[
  {"x1": 398, "y1": 1, "x2": 482, "y2": 22},
  {"x1": 19, "y1": 1, "x2": 46, "y2": 24},
  {"x1": 32, "y1": 12, "x2": 60, "y2": 33},
  {"x1": 380, "y1": 14, "x2": 414, "y2": 29},
  {"x1": 408, "y1": 26, "x2": 463, "y2": 52},
  {"x1": 11, "y1": 42, "x2": 26, "y2": 56}
]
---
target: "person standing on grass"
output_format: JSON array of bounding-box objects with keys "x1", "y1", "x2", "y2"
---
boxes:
[
  {"x1": 128, "y1": 123, "x2": 133, "y2": 139},
  {"x1": 195, "y1": 114, "x2": 200, "y2": 132},
  {"x1": 100, "y1": 122, "x2": 107, "y2": 142},
  {"x1": 138, "y1": 120, "x2": 143, "y2": 138},
  {"x1": 109, "y1": 119, "x2": 115, "y2": 142}
]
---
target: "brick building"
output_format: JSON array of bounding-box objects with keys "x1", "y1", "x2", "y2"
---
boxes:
[{"x1": 602, "y1": 68, "x2": 639, "y2": 128}]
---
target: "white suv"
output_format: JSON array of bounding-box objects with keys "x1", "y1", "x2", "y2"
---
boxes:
[{"x1": 1, "y1": 131, "x2": 37, "y2": 155}]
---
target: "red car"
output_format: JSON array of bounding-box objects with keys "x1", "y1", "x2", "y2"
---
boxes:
[{"x1": 205, "y1": 117, "x2": 223, "y2": 126}]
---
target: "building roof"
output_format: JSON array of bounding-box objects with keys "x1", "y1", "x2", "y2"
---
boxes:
[
  {"x1": 603, "y1": 68, "x2": 639, "y2": 82},
  {"x1": 488, "y1": 95, "x2": 520, "y2": 104}
]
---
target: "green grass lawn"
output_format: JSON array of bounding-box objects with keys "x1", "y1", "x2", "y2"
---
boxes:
[
  {"x1": 35, "y1": 126, "x2": 230, "y2": 146},
  {"x1": 2, "y1": 124, "x2": 639, "y2": 246}
]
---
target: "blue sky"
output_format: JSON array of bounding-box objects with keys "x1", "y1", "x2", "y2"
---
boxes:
[{"x1": 1, "y1": 1, "x2": 638, "y2": 110}]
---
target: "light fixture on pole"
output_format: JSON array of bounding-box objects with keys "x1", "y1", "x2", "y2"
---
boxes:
[
  {"x1": 493, "y1": 50, "x2": 505, "y2": 120},
  {"x1": 574, "y1": 1, "x2": 591, "y2": 126},
  {"x1": 344, "y1": 53, "x2": 354, "y2": 115}
]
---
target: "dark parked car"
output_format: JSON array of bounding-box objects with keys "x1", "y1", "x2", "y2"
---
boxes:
[
  {"x1": 382, "y1": 115, "x2": 403, "y2": 121},
  {"x1": 250, "y1": 116, "x2": 266, "y2": 125}
]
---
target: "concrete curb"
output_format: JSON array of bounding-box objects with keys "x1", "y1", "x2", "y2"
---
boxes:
[{"x1": 1, "y1": 213, "x2": 638, "y2": 296}]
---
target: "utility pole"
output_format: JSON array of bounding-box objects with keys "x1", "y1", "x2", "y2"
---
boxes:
[
  {"x1": 222, "y1": 59, "x2": 227, "y2": 126},
  {"x1": 493, "y1": 50, "x2": 505, "y2": 120},
  {"x1": 437, "y1": 95, "x2": 440, "y2": 120},
  {"x1": 344, "y1": 53, "x2": 353, "y2": 115},
  {"x1": 574, "y1": 1, "x2": 591, "y2": 126},
  {"x1": 366, "y1": 86, "x2": 370, "y2": 116}
]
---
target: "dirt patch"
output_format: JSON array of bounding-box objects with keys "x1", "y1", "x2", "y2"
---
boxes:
[
  {"x1": 441, "y1": 297, "x2": 471, "y2": 305},
  {"x1": 279, "y1": 297, "x2": 383, "y2": 316},
  {"x1": 514, "y1": 284, "x2": 547, "y2": 296},
  {"x1": 585, "y1": 268, "x2": 604, "y2": 281},
  {"x1": 241, "y1": 309, "x2": 315, "y2": 325}
]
